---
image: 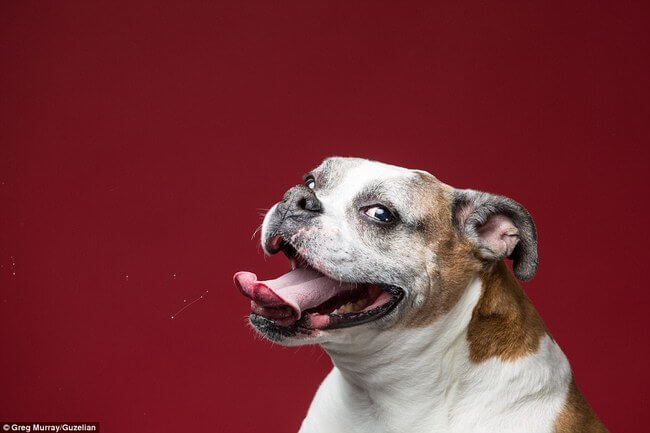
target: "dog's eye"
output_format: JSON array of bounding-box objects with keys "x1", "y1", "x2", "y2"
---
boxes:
[
  {"x1": 363, "y1": 205, "x2": 395, "y2": 223},
  {"x1": 305, "y1": 175, "x2": 316, "y2": 190}
]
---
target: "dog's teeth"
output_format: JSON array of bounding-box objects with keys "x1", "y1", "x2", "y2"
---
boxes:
[
  {"x1": 334, "y1": 302, "x2": 355, "y2": 314},
  {"x1": 290, "y1": 258, "x2": 297, "y2": 270}
]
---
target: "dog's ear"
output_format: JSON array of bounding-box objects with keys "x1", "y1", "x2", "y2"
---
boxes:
[{"x1": 452, "y1": 189, "x2": 538, "y2": 280}]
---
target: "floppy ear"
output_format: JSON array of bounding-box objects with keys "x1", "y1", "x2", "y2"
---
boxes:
[{"x1": 452, "y1": 189, "x2": 538, "y2": 280}]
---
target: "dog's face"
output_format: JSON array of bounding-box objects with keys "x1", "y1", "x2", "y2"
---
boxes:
[{"x1": 234, "y1": 157, "x2": 537, "y2": 345}]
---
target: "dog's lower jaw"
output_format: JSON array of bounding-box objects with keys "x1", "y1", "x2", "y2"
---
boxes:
[{"x1": 299, "y1": 275, "x2": 576, "y2": 433}]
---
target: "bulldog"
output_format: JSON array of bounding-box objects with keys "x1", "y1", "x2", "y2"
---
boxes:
[{"x1": 234, "y1": 157, "x2": 607, "y2": 433}]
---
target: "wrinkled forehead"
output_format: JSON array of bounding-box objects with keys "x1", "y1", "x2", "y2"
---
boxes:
[
  {"x1": 311, "y1": 157, "x2": 418, "y2": 192},
  {"x1": 309, "y1": 157, "x2": 444, "y2": 216}
]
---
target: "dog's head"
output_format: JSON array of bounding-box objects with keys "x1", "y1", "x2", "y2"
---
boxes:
[{"x1": 234, "y1": 157, "x2": 537, "y2": 345}]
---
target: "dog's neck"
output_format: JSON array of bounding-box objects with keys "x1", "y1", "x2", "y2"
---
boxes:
[
  {"x1": 319, "y1": 262, "x2": 548, "y2": 416},
  {"x1": 320, "y1": 274, "x2": 484, "y2": 408}
]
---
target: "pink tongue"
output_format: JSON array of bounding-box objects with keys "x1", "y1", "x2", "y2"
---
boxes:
[{"x1": 233, "y1": 268, "x2": 356, "y2": 325}]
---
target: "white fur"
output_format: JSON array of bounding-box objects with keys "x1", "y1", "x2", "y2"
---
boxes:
[{"x1": 299, "y1": 277, "x2": 571, "y2": 433}]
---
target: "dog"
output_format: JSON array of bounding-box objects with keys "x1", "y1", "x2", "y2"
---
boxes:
[{"x1": 234, "y1": 157, "x2": 607, "y2": 433}]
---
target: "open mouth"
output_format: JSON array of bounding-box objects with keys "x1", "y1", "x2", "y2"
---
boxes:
[{"x1": 233, "y1": 236, "x2": 404, "y2": 335}]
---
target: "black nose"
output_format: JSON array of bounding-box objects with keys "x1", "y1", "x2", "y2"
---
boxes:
[{"x1": 282, "y1": 185, "x2": 322, "y2": 216}]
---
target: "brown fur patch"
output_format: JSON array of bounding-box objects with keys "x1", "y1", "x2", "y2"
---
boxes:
[
  {"x1": 467, "y1": 261, "x2": 546, "y2": 362},
  {"x1": 553, "y1": 379, "x2": 608, "y2": 432},
  {"x1": 401, "y1": 177, "x2": 484, "y2": 328}
]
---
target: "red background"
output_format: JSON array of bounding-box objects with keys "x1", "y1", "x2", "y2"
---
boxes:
[{"x1": 1, "y1": 1, "x2": 648, "y2": 432}]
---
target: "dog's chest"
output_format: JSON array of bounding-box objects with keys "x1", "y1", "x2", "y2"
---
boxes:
[{"x1": 301, "y1": 335, "x2": 571, "y2": 433}]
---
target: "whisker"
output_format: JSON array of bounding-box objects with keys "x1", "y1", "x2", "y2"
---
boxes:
[{"x1": 251, "y1": 224, "x2": 263, "y2": 240}]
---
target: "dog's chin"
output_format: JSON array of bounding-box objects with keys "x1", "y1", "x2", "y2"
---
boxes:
[
  {"x1": 248, "y1": 313, "x2": 328, "y2": 346},
  {"x1": 236, "y1": 236, "x2": 405, "y2": 345},
  {"x1": 248, "y1": 306, "x2": 403, "y2": 346}
]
